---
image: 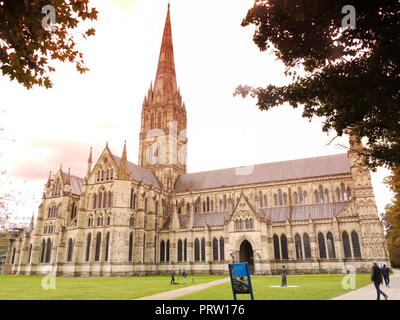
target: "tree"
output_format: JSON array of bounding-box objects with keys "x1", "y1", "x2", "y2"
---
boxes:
[
  {"x1": 0, "y1": 0, "x2": 97, "y2": 89},
  {"x1": 382, "y1": 167, "x2": 400, "y2": 267},
  {"x1": 235, "y1": 0, "x2": 400, "y2": 169}
]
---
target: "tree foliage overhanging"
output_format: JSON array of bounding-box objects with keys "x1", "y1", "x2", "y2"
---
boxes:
[
  {"x1": 235, "y1": 0, "x2": 400, "y2": 169},
  {"x1": 0, "y1": 0, "x2": 97, "y2": 89},
  {"x1": 382, "y1": 168, "x2": 400, "y2": 267}
]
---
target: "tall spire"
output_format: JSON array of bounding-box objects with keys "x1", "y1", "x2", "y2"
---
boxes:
[{"x1": 154, "y1": 3, "x2": 177, "y2": 96}]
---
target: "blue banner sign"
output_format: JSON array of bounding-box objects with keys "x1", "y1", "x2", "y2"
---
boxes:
[{"x1": 228, "y1": 262, "x2": 255, "y2": 300}]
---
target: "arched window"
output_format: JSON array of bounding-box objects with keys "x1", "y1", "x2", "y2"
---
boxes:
[
  {"x1": 95, "y1": 232, "x2": 102, "y2": 261},
  {"x1": 274, "y1": 194, "x2": 278, "y2": 206},
  {"x1": 144, "y1": 198, "x2": 148, "y2": 212},
  {"x1": 294, "y1": 192, "x2": 298, "y2": 204},
  {"x1": 324, "y1": 189, "x2": 330, "y2": 202},
  {"x1": 212, "y1": 237, "x2": 219, "y2": 261},
  {"x1": 160, "y1": 240, "x2": 165, "y2": 262},
  {"x1": 103, "y1": 191, "x2": 107, "y2": 208},
  {"x1": 128, "y1": 232, "x2": 134, "y2": 262},
  {"x1": 107, "y1": 215, "x2": 111, "y2": 225},
  {"x1": 283, "y1": 193, "x2": 288, "y2": 205},
  {"x1": 106, "y1": 169, "x2": 110, "y2": 180},
  {"x1": 341, "y1": 183, "x2": 346, "y2": 200},
  {"x1": 98, "y1": 191, "x2": 103, "y2": 209},
  {"x1": 194, "y1": 238, "x2": 200, "y2": 261},
  {"x1": 201, "y1": 238, "x2": 206, "y2": 261},
  {"x1": 263, "y1": 195, "x2": 268, "y2": 207},
  {"x1": 177, "y1": 239, "x2": 183, "y2": 262},
  {"x1": 45, "y1": 238, "x2": 52, "y2": 263},
  {"x1": 298, "y1": 188, "x2": 303, "y2": 204},
  {"x1": 326, "y1": 232, "x2": 336, "y2": 258},
  {"x1": 342, "y1": 231, "x2": 352, "y2": 258},
  {"x1": 303, "y1": 233, "x2": 311, "y2": 258},
  {"x1": 295, "y1": 234, "x2": 303, "y2": 259},
  {"x1": 166, "y1": 240, "x2": 170, "y2": 262},
  {"x1": 130, "y1": 215, "x2": 135, "y2": 227},
  {"x1": 184, "y1": 239, "x2": 188, "y2": 262},
  {"x1": 44, "y1": 224, "x2": 48, "y2": 234},
  {"x1": 97, "y1": 215, "x2": 102, "y2": 226},
  {"x1": 219, "y1": 237, "x2": 225, "y2": 261},
  {"x1": 108, "y1": 191, "x2": 112, "y2": 208},
  {"x1": 314, "y1": 190, "x2": 320, "y2": 203},
  {"x1": 67, "y1": 238, "x2": 74, "y2": 262},
  {"x1": 110, "y1": 168, "x2": 114, "y2": 180},
  {"x1": 259, "y1": 191, "x2": 264, "y2": 207},
  {"x1": 351, "y1": 231, "x2": 362, "y2": 257},
  {"x1": 223, "y1": 195, "x2": 227, "y2": 210},
  {"x1": 249, "y1": 218, "x2": 254, "y2": 229},
  {"x1": 318, "y1": 232, "x2": 327, "y2": 258},
  {"x1": 278, "y1": 189, "x2": 283, "y2": 206},
  {"x1": 336, "y1": 188, "x2": 341, "y2": 201},
  {"x1": 93, "y1": 193, "x2": 97, "y2": 209},
  {"x1": 281, "y1": 234, "x2": 288, "y2": 259},
  {"x1": 346, "y1": 187, "x2": 352, "y2": 200},
  {"x1": 319, "y1": 185, "x2": 324, "y2": 203},
  {"x1": 40, "y1": 239, "x2": 46, "y2": 263},
  {"x1": 86, "y1": 233, "x2": 91, "y2": 261},
  {"x1": 105, "y1": 232, "x2": 110, "y2": 261},
  {"x1": 273, "y1": 234, "x2": 280, "y2": 260}
]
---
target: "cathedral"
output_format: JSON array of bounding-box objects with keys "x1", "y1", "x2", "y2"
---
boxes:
[{"x1": 5, "y1": 5, "x2": 390, "y2": 276}]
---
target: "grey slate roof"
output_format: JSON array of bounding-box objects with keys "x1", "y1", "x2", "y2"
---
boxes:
[
  {"x1": 260, "y1": 202, "x2": 349, "y2": 222},
  {"x1": 193, "y1": 212, "x2": 230, "y2": 227},
  {"x1": 162, "y1": 202, "x2": 348, "y2": 229},
  {"x1": 174, "y1": 153, "x2": 351, "y2": 192},
  {"x1": 112, "y1": 155, "x2": 161, "y2": 189},
  {"x1": 61, "y1": 172, "x2": 84, "y2": 195}
]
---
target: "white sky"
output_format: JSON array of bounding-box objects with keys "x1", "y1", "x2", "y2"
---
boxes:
[{"x1": 0, "y1": 0, "x2": 393, "y2": 224}]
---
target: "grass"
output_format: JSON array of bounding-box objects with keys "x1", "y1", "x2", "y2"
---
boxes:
[
  {"x1": 176, "y1": 274, "x2": 372, "y2": 300},
  {"x1": 0, "y1": 274, "x2": 224, "y2": 300}
]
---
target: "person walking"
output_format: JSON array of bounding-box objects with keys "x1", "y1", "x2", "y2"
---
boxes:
[
  {"x1": 281, "y1": 265, "x2": 287, "y2": 287},
  {"x1": 182, "y1": 268, "x2": 187, "y2": 284},
  {"x1": 371, "y1": 261, "x2": 388, "y2": 300},
  {"x1": 381, "y1": 264, "x2": 390, "y2": 288},
  {"x1": 170, "y1": 269, "x2": 176, "y2": 285}
]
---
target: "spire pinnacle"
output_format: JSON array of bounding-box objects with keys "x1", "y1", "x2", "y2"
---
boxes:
[
  {"x1": 65, "y1": 168, "x2": 71, "y2": 185},
  {"x1": 88, "y1": 147, "x2": 92, "y2": 164},
  {"x1": 117, "y1": 141, "x2": 130, "y2": 180},
  {"x1": 154, "y1": 4, "x2": 177, "y2": 96}
]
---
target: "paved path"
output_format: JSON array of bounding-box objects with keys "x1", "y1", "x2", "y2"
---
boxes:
[
  {"x1": 134, "y1": 277, "x2": 230, "y2": 300},
  {"x1": 332, "y1": 270, "x2": 400, "y2": 300}
]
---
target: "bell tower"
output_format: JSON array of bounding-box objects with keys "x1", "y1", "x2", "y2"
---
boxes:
[{"x1": 138, "y1": 4, "x2": 187, "y2": 191}]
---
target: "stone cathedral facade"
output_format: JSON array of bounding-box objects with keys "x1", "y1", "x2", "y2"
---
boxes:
[{"x1": 6, "y1": 5, "x2": 390, "y2": 276}]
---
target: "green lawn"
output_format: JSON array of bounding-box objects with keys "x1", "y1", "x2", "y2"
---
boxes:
[
  {"x1": 0, "y1": 274, "x2": 224, "y2": 300},
  {"x1": 176, "y1": 274, "x2": 372, "y2": 300}
]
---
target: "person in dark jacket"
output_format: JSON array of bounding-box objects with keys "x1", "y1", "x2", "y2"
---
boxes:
[
  {"x1": 381, "y1": 264, "x2": 390, "y2": 287},
  {"x1": 281, "y1": 265, "x2": 287, "y2": 287},
  {"x1": 371, "y1": 262, "x2": 388, "y2": 300},
  {"x1": 170, "y1": 269, "x2": 176, "y2": 284}
]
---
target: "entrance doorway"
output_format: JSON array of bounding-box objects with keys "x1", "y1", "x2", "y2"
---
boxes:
[{"x1": 239, "y1": 240, "x2": 254, "y2": 274}]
